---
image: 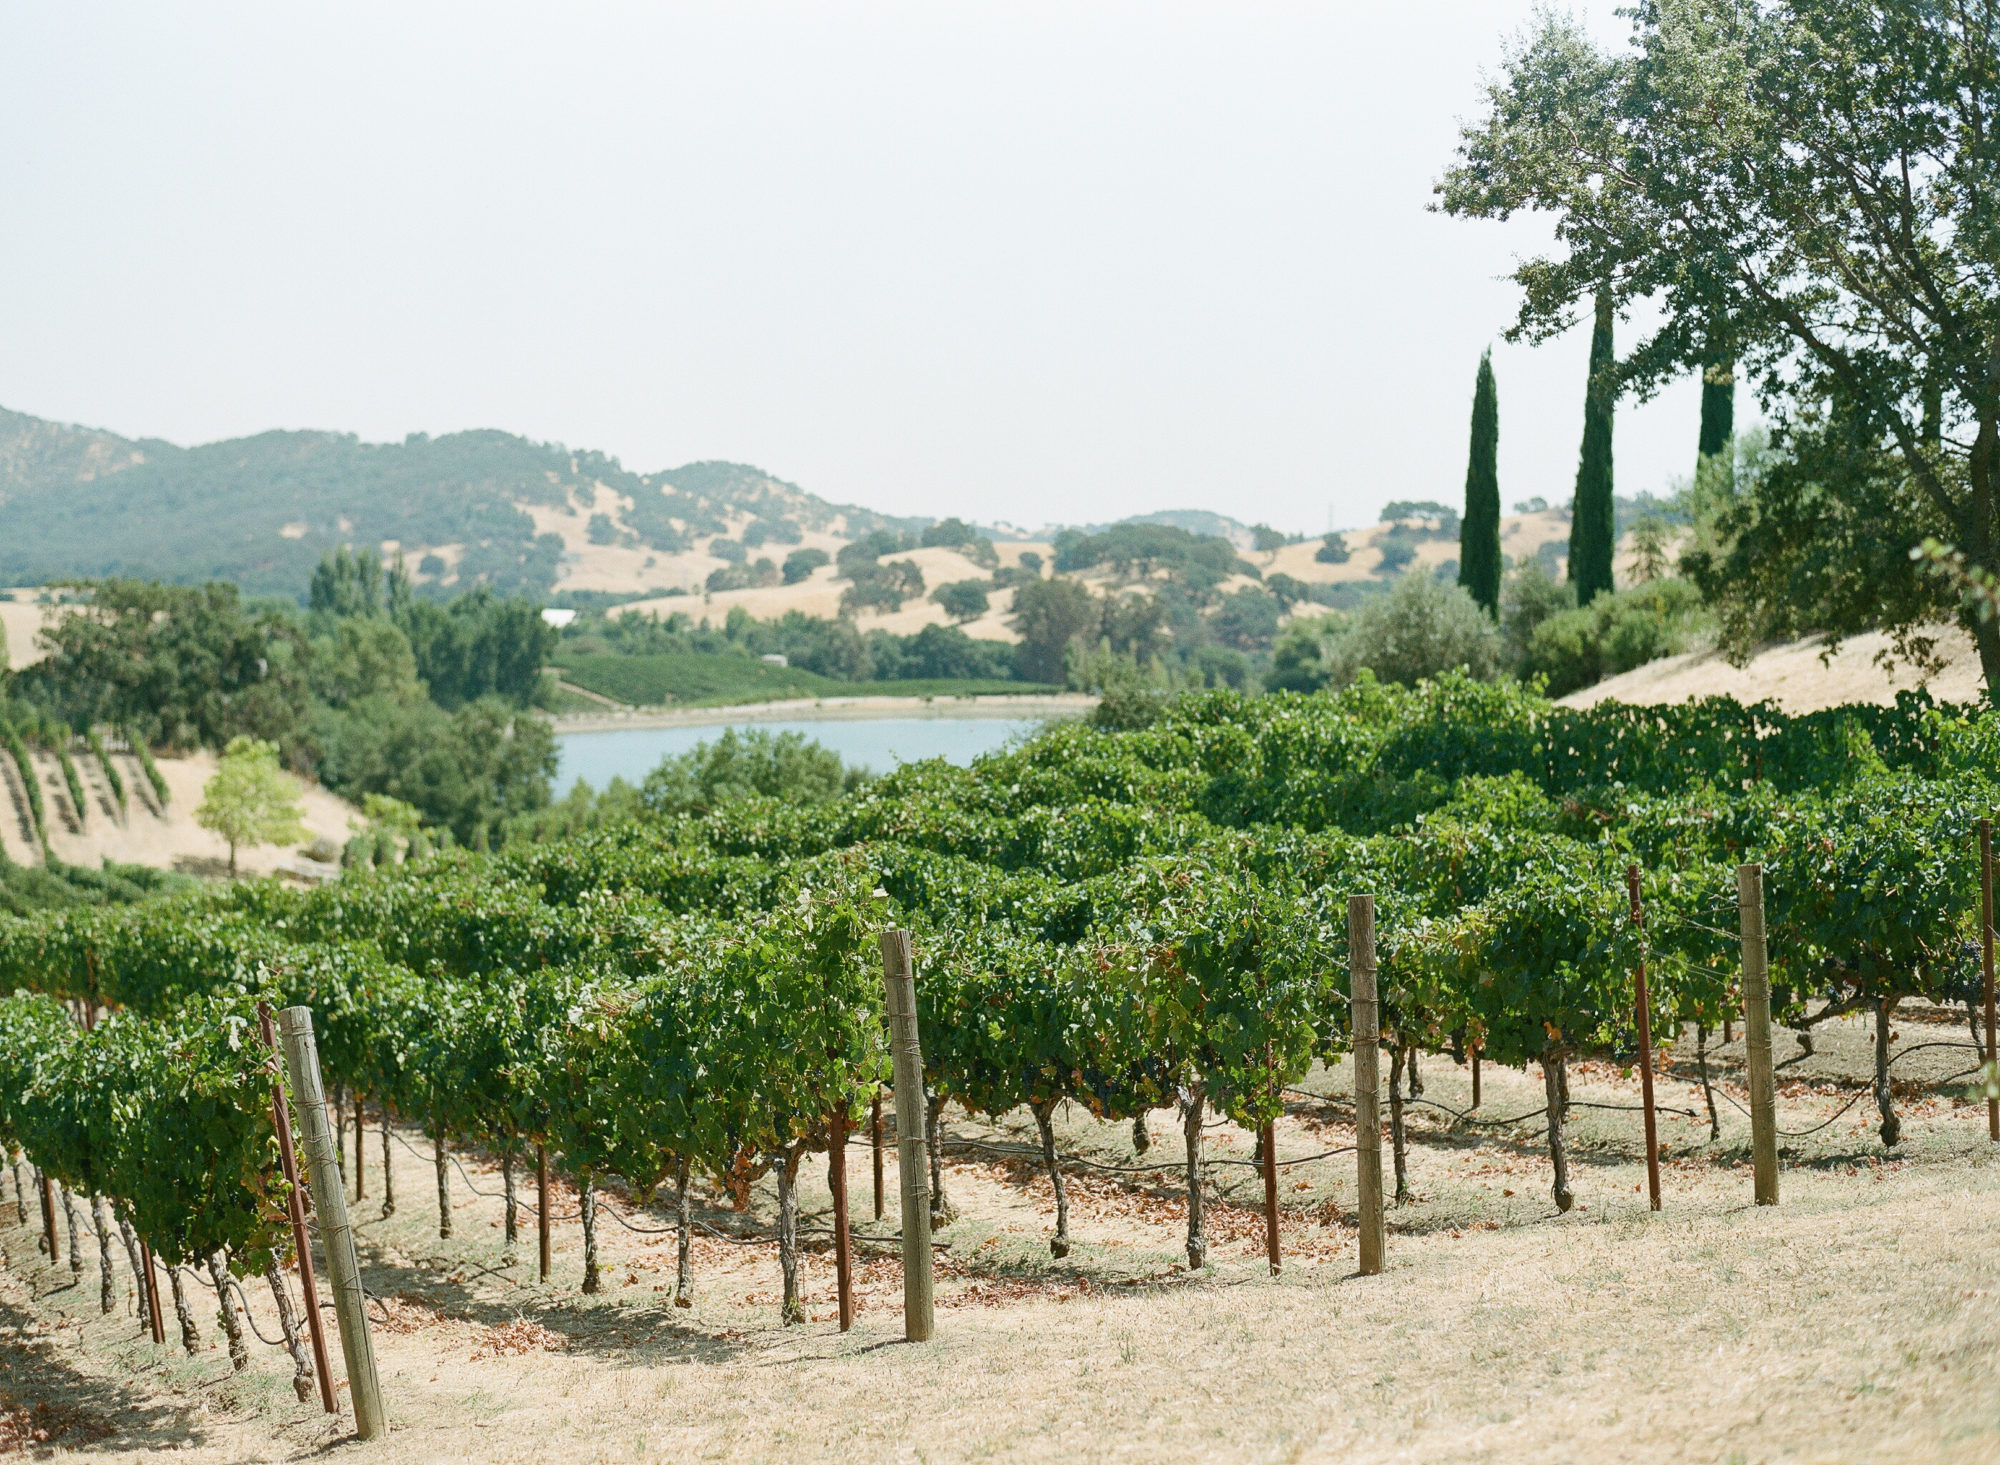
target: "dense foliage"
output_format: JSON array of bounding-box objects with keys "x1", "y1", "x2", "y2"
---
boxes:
[{"x1": 2, "y1": 676, "x2": 1992, "y2": 1284}]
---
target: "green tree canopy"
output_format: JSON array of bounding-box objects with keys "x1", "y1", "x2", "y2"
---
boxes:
[
  {"x1": 1438, "y1": 0, "x2": 2000, "y2": 700},
  {"x1": 195, "y1": 735, "x2": 308, "y2": 876}
]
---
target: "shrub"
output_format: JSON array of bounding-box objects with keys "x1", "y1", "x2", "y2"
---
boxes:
[
  {"x1": 1521, "y1": 578, "x2": 1705, "y2": 696},
  {"x1": 1325, "y1": 573, "x2": 1502, "y2": 687}
]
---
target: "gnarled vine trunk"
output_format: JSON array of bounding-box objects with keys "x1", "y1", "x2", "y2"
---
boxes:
[
  {"x1": 12, "y1": 1156, "x2": 26, "y2": 1222},
  {"x1": 925, "y1": 1088, "x2": 953, "y2": 1224},
  {"x1": 1031, "y1": 1100, "x2": 1070, "y2": 1258},
  {"x1": 61, "y1": 1183, "x2": 82, "y2": 1279},
  {"x1": 169, "y1": 1265, "x2": 201, "y2": 1355},
  {"x1": 673, "y1": 1156, "x2": 694, "y2": 1308},
  {"x1": 502, "y1": 1148, "x2": 518, "y2": 1249},
  {"x1": 1695, "y1": 1022, "x2": 1720, "y2": 1140},
  {"x1": 579, "y1": 1174, "x2": 601, "y2": 1294},
  {"x1": 1875, "y1": 997, "x2": 1901, "y2": 1147},
  {"x1": 1131, "y1": 1112, "x2": 1151, "y2": 1155},
  {"x1": 207, "y1": 1252, "x2": 249, "y2": 1371},
  {"x1": 91, "y1": 1195, "x2": 115, "y2": 1314},
  {"x1": 1542, "y1": 1053, "x2": 1574, "y2": 1213},
  {"x1": 115, "y1": 1214, "x2": 147, "y2": 1326},
  {"x1": 265, "y1": 1260, "x2": 315, "y2": 1402},
  {"x1": 433, "y1": 1130, "x2": 452, "y2": 1239},
  {"x1": 1388, "y1": 1044, "x2": 1410, "y2": 1205},
  {"x1": 380, "y1": 1113, "x2": 396, "y2": 1218},
  {"x1": 1407, "y1": 1046, "x2": 1423, "y2": 1098},
  {"x1": 775, "y1": 1144, "x2": 804, "y2": 1324},
  {"x1": 1181, "y1": 1085, "x2": 1207, "y2": 1270}
]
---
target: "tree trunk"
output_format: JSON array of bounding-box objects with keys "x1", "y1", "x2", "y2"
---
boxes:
[
  {"x1": 1974, "y1": 602, "x2": 2000, "y2": 713},
  {"x1": 265, "y1": 1260, "x2": 315, "y2": 1403},
  {"x1": 434, "y1": 1129, "x2": 451, "y2": 1239},
  {"x1": 1031, "y1": 1100, "x2": 1071, "y2": 1258},
  {"x1": 1389, "y1": 1044, "x2": 1410, "y2": 1205},
  {"x1": 579, "y1": 1174, "x2": 601, "y2": 1295},
  {"x1": 775, "y1": 1144, "x2": 804, "y2": 1324},
  {"x1": 169, "y1": 1265, "x2": 200, "y2": 1355},
  {"x1": 502, "y1": 1148, "x2": 518, "y2": 1249},
  {"x1": 1181, "y1": 1086, "x2": 1207, "y2": 1271},
  {"x1": 1696, "y1": 1023, "x2": 1720, "y2": 1141},
  {"x1": 1542, "y1": 1053, "x2": 1574, "y2": 1213},
  {"x1": 1131, "y1": 1112, "x2": 1150, "y2": 1155},
  {"x1": 1875, "y1": 996, "x2": 1902, "y2": 1147},
  {"x1": 925, "y1": 1088, "x2": 953, "y2": 1224},
  {"x1": 673, "y1": 1156, "x2": 694, "y2": 1308},
  {"x1": 381, "y1": 1112, "x2": 396, "y2": 1218},
  {"x1": 91, "y1": 1195, "x2": 116, "y2": 1314},
  {"x1": 116, "y1": 1214, "x2": 148, "y2": 1326},
  {"x1": 207, "y1": 1252, "x2": 250, "y2": 1371},
  {"x1": 61, "y1": 1183, "x2": 83, "y2": 1279}
]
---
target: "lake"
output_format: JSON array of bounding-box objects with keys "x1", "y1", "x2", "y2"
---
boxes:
[{"x1": 555, "y1": 716, "x2": 1050, "y2": 791}]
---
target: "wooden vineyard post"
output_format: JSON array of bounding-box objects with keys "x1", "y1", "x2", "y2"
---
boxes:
[
  {"x1": 1260, "y1": 1120, "x2": 1280, "y2": 1276},
  {"x1": 1626, "y1": 866, "x2": 1662, "y2": 1213},
  {"x1": 1737, "y1": 864, "x2": 1779, "y2": 1206},
  {"x1": 37, "y1": 1169, "x2": 57, "y2": 1265},
  {"x1": 1349, "y1": 895, "x2": 1385, "y2": 1276},
  {"x1": 278, "y1": 1007, "x2": 386, "y2": 1441},
  {"x1": 1471, "y1": 1047, "x2": 1481, "y2": 1110},
  {"x1": 828, "y1": 1108, "x2": 854, "y2": 1331},
  {"x1": 258, "y1": 1003, "x2": 337, "y2": 1413},
  {"x1": 537, "y1": 1144, "x2": 551, "y2": 1282},
  {"x1": 139, "y1": 1237, "x2": 166, "y2": 1344},
  {"x1": 871, "y1": 1091, "x2": 884, "y2": 1222},
  {"x1": 1981, "y1": 817, "x2": 1996, "y2": 1143},
  {"x1": 881, "y1": 929, "x2": 935, "y2": 1341}
]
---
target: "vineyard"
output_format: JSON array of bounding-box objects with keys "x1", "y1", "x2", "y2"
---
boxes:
[{"x1": 3, "y1": 676, "x2": 1999, "y2": 1457}]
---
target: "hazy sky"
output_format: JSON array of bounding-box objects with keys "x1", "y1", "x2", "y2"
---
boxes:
[{"x1": 0, "y1": 2, "x2": 1703, "y2": 535}]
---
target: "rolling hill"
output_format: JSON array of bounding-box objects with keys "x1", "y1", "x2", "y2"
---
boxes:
[{"x1": 0, "y1": 405, "x2": 920, "y2": 600}]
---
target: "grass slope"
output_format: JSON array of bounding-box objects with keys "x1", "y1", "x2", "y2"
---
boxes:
[{"x1": 554, "y1": 649, "x2": 1052, "y2": 707}]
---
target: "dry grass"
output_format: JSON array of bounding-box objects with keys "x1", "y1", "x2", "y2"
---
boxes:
[{"x1": 5, "y1": 1010, "x2": 2000, "y2": 1462}]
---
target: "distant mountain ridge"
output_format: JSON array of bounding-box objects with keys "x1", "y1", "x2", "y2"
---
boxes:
[{"x1": 0, "y1": 406, "x2": 922, "y2": 599}]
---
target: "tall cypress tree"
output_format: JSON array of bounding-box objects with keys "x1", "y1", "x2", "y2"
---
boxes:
[
  {"x1": 1697, "y1": 355, "x2": 1734, "y2": 489},
  {"x1": 1568, "y1": 289, "x2": 1616, "y2": 605},
  {"x1": 1459, "y1": 350, "x2": 1502, "y2": 617}
]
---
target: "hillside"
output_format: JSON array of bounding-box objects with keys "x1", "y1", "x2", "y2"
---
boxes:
[
  {"x1": 0, "y1": 406, "x2": 918, "y2": 600},
  {"x1": 0, "y1": 741, "x2": 355, "y2": 878},
  {"x1": 1558, "y1": 624, "x2": 1987, "y2": 714}
]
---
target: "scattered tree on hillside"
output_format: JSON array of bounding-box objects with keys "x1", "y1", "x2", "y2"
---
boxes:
[
  {"x1": 932, "y1": 580, "x2": 991, "y2": 623},
  {"x1": 1459, "y1": 350, "x2": 1502, "y2": 617},
  {"x1": 1011, "y1": 577, "x2": 1099, "y2": 684},
  {"x1": 196, "y1": 737, "x2": 307, "y2": 878},
  {"x1": 782, "y1": 548, "x2": 830, "y2": 584},
  {"x1": 1315, "y1": 533, "x2": 1351, "y2": 565}
]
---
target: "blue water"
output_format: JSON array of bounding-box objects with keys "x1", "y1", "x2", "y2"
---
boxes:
[{"x1": 555, "y1": 717, "x2": 1048, "y2": 792}]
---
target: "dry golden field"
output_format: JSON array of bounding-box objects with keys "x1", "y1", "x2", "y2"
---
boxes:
[{"x1": 4, "y1": 1009, "x2": 1999, "y2": 1463}]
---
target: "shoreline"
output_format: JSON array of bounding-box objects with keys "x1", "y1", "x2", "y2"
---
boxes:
[{"x1": 550, "y1": 692, "x2": 1097, "y2": 735}]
